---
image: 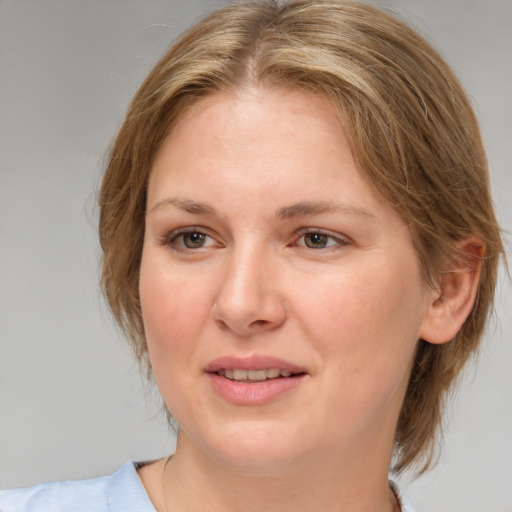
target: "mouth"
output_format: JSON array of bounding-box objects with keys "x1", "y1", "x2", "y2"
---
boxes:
[
  {"x1": 205, "y1": 356, "x2": 307, "y2": 404},
  {"x1": 216, "y1": 368, "x2": 305, "y2": 382}
]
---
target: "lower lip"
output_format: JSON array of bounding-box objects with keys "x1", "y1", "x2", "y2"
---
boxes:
[{"x1": 208, "y1": 373, "x2": 305, "y2": 405}]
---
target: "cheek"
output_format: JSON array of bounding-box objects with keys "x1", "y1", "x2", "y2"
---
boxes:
[
  {"x1": 139, "y1": 265, "x2": 213, "y2": 424},
  {"x1": 293, "y1": 258, "x2": 425, "y2": 385},
  {"x1": 305, "y1": 266, "x2": 424, "y2": 435},
  {"x1": 138, "y1": 253, "x2": 212, "y2": 384}
]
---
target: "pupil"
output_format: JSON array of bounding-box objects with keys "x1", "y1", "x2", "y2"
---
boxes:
[
  {"x1": 307, "y1": 233, "x2": 327, "y2": 248},
  {"x1": 185, "y1": 232, "x2": 205, "y2": 248}
]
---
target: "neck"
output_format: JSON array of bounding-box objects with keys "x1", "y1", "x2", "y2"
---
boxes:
[{"x1": 156, "y1": 432, "x2": 400, "y2": 512}]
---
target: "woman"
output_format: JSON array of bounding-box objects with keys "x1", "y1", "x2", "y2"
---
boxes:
[{"x1": 0, "y1": 1, "x2": 505, "y2": 511}]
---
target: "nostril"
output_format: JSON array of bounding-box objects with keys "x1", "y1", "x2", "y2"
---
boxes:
[
  {"x1": 214, "y1": 318, "x2": 230, "y2": 331},
  {"x1": 248, "y1": 319, "x2": 271, "y2": 329}
]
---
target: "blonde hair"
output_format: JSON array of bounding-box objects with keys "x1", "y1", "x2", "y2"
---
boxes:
[{"x1": 99, "y1": 0, "x2": 504, "y2": 474}]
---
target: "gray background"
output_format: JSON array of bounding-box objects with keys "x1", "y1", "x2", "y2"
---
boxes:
[{"x1": 0, "y1": 1, "x2": 510, "y2": 511}]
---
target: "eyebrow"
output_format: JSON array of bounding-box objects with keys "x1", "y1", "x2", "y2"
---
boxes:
[
  {"x1": 148, "y1": 198, "x2": 220, "y2": 216},
  {"x1": 148, "y1": 198, "x2": 375, "y2": 221},
  {"x1": 276, "y1": 201, "x2": 375, "y2": 220}
]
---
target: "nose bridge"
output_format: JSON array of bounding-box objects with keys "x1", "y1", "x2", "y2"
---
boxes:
[{"x1": 213, "y1": 240, "x2": 285, "y2": 335}]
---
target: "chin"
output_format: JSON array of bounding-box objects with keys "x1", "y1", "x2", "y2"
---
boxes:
[
  {"x1": 194, "y1": 420, "x2": 311, "y2": 474},
  {"x1": 216, "y1": 446, "x2": 304, "y2": 476}
]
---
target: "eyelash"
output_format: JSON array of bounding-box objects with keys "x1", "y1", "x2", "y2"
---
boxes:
[{"x1": 160, "y1": 227, "x2": 350, "y2": 252}]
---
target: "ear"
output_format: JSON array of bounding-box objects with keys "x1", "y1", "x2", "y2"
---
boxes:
[{"x1": 420, "y1": 238, "x2": 484, "y2": 345}]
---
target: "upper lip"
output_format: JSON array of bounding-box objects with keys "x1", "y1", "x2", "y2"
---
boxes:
[{"x1": 205, "y1": 355, "x2": 307, "y2": 374}]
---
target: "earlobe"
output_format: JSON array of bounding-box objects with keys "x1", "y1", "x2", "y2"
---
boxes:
[{"x1": 420, "y1": 239, "x2": 484, "y2": 345}]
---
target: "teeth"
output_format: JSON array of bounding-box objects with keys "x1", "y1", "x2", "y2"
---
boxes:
[
  {"x1": 267, "y1": 368, "x2": 280, "y2": 379},
  {"x1": 248, "y1": 369, "x2": 267, "y2": 381},
  {"x1": 233, "y1": 369, "x2": 248, "y2": 380},
  {"x1": 218, "y1": 368, "x2": 296, "y2": 381}
]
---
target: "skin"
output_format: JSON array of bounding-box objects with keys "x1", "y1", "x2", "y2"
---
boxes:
[{"x1": 137, "y1": 87, "x2": 473, "y2": 512}]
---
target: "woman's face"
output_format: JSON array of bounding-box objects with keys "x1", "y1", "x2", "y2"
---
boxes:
[{"x1": 140, "y1": 88, "x2": 435, "y2": 471}]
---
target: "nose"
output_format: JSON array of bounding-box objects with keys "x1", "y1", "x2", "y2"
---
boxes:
[{"x1": 212, "y1": 247, "x2": 286, "y2": 336}]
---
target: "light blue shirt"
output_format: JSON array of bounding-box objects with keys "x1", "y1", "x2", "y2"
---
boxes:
[
  {"x1": 0, "y1": 462, "x2": 416, "y2": 512},
  {"x1": 0, "y1": 462, "x2": 154, "y2": 512}
]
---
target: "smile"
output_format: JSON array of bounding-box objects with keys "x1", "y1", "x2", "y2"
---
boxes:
[
  {"x1": 217, "y1": 368, "x2": 297, "y2": 381},
  {"x1": 206, "y1": 356, "x2": 307, "y2": 404}
]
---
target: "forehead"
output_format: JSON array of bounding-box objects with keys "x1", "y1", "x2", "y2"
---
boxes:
[
  {"x1": 174, "y1": 86, "x2": 346, "y2": 147},
  {"x1": 151, "y1": 87, "x2": 355, "y2": 185},
  {"x1": 147, "y1": 87, "x2": 401, "y2": 230}
]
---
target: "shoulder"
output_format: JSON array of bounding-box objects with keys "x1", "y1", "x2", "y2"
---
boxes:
[{"x1": 0, "y1": 461, "x2": 156, "y2": 512}]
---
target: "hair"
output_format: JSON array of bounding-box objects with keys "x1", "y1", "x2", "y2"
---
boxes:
[{"x1": 99, "y1": 0, "x2": 504, "y2": 475}]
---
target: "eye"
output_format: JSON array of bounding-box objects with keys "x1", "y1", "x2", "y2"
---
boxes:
[
  {"x1": 296, "y1": 230, "x2": 349, "y2": 249},
  {"x1": 304, "y1": 233, "x2": 331, "y2": 249},
  {"x1": 164, "y1": 228, "x2": 219, "y2": 250},
  {"x1": 181, "y1": 231, "x2": 208, "y2": 248}
]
